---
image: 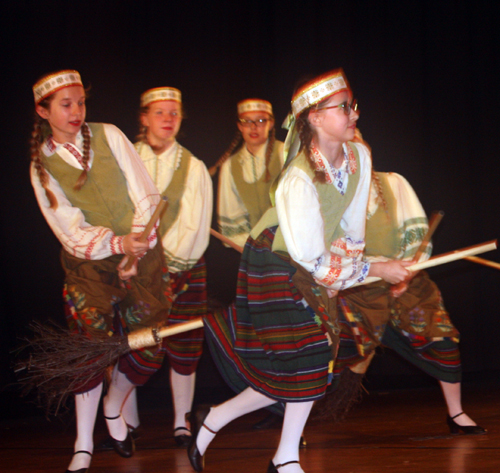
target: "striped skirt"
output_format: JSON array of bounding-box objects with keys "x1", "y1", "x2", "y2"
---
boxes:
[
  {"x1": 114, "y1": 258, "x2": 207, "y2": 384},
  {"x1": 333, "y1": 271, "x2": 461, "y2": 383},
  {"x1": 161, "y1": 257, "x2": 206, "y2": 375},
  {"x1": 204, "y1": 227, "x2": 333, "y2": 403}
]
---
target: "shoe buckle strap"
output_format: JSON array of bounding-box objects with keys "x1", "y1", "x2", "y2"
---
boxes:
[{"x1": 275, "y1": 460, "x2": 299, "y2": 469}]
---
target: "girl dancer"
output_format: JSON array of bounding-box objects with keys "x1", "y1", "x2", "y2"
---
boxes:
[
  {"x1": 135, "y1": 87, "x2": 212, "y2": 446},
  {"x1": 332, "y1": 170, "x2": 486, "y2": 434},
  {"x1": 31, "y1": 70, "x2": 171, "y2": 472},
  {"x1": 188, "y1": 69, "x2": 410, "y2": 473},
  {"x1": 213, "y1": 99, "x2": 284, "y2": 249}
]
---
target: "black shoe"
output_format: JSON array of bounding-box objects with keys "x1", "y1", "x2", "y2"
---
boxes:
[
  {"x1": 96, "y1": 424, "x2": 141, "y2": 451},
  {"x1": 267, "y1": 460, "x2": 299, "y2": 473},
  {"x1": 174, "y1": 426, "x2": 192, "y2": 447},
  {"x1": 65, "y1": 450, "x2": 92, "y2": 473},
  {"x1": 104, "y1": 414, "x2": 135, "y2": 457},
  {"x1": 187, "y1": 405, "x2": 217, "y2": 472},
  {"x1": 447, "y1": 412, "x2": 487, "y2": 435},
  {"x1": 252, "y1": 413, "x2": 282, "y2": 430}
]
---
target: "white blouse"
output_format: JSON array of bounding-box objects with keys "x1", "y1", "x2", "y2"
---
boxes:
[
  {"x1": 275, "y1": 142, "x2": 372, "y2": 291},
  {"x1": 137, "y1": 141, "x2": 213, "y2": 273},
  {"x1": 218, "y1": 140, "x2": 284, "y2": 248},
  {"x1": 366, "y1": 172, "x2": 430, "y2": 263},
  {"x1": 31, "y1": 123, "x2": 161, "y2": 260}
]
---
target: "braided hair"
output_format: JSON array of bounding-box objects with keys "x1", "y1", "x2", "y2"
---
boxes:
[
  {"x1": 209, "y1": 116, "x2": 276, "y2": 180},
  {"x1": 31, "y1": 91, "x2": 91, "y2": 208},
  {"x1": 73, "y1": 122, "x2": 91, "y2": 190},
  {"x1": 30, "y1": 98, "x2": 58, "y2": 209},
  {"x1": 136, "y1": 105, "x2": 150, "y2": 145},
  {"x1": 295, "y1": 103, "x2": 328, "y2": 184},
  {"x1": 370, "y1": 168, "x2": 388, "y2": 213}
]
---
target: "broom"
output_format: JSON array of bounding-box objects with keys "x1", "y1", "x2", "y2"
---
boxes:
[
  {"x1": 16, "y1": 196, "x2": 174, "y2": 411},
  {"x1": 16, "y1": 230, "x2": 495, "y2": 412}
]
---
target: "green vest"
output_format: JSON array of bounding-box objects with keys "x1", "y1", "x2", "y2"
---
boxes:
[
  {"x1": 364, "y1": 172, "x2": 400, "y2": 259},
  {"x1": 252, "y1": 143, "x2": 361, "y2": 255},
  {"x1": 158, "y1": 145, "x2": 192, "y2": 237},
  {"x1": 42, "y1": 123, "x2": 134, "y2": 236},
  {"x1": 230, "y1": 144, "x2": 283, "y2": 228}
]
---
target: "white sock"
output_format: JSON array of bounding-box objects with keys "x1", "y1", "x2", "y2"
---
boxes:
[
  {"x1": 272, "y1": 401, "x2": 313, "y2": 473},
  {"x1": 103, "y1": 367, "x2": 135, "y2": 441},
  {"x1": 171, "y1": 369, "x2": 195, "y2": 434},
  {"x1": 67, "y1": 383, "x2": 102, "y2": 471},
  {"x1": 196, "y1": 387, "x2": 276, "y2": 455}
]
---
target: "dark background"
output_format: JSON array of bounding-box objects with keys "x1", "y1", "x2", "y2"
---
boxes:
[{"x1": 1, "y1": 1, "x2": 499, "y2": 417}]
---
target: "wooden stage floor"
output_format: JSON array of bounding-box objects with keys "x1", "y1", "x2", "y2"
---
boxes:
[{"x1": 1, "y1": 381, "x2": 499, "y2": 472}]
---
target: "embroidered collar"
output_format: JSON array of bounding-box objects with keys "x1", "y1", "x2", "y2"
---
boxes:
[
  {"x1": 310, "y1": 142, "x2": 357, "y2": 195},
  {"x1": 44, "y1": 127, "x2": 91, "y2": 171}
]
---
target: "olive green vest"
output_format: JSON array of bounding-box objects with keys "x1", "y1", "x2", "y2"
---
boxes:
[
  {"x1": 364, "y1": 172, "x2": 400, "y2": 258},
  {"x1": 42, "y1": 123, "x2": 134, "y2": 236},
  {"x1": 230, "y1": 144, "x2": 283, "y2": 228},
  {"x1": 251, "y1": 143, "x2": 361, "y2": 255},
  {"x1": 158, "y1": 145, "x2": 192, "y2": 237}
]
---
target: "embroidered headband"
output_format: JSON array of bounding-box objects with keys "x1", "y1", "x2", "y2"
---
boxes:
[
  {"x1": 291, "y1": 68, "x2": 350, "y2": 117},
  {"x1": 33, "y1": 70, "x2": 83, "y2": 104},
  {"x1": 141, "y1": 87, "x2": 182, "y2": 107},
  {"x1": 237, "y1": 99, "x2": 273, "y2": 116}
]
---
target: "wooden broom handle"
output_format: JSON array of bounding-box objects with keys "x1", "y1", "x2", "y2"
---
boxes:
[
  {"x1": 129, "y1": 241, "x2": 498, "y2": 347},
  {"x1": 157, "y1": 317, "x2": 204, "y2": 339},
  {"x1": 390, "y1": 210, "x2": 444, "y2": 294},
  {"x1": 210, "y1": 228, "x2": 244, "y2": 253},
  {"x1": 128, "y1": 317, "x2": 205, "y2": 349},
  {"x1": 360, "y1": 239, "x2": 497, "y2": 286},
  {"x1": 464, "y1": 255, "x2": 500, "y2": 270},
  {"x1": 124, "y1": 196, "x2": 168, "y2": 271},
  {"x1": 413, "y1": 210, "x2": 444, "y2": 262}
]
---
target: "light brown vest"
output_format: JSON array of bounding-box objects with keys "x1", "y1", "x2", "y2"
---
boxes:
[{"x1": 42, "y1": 123, "x2": 134, "y2": 236}]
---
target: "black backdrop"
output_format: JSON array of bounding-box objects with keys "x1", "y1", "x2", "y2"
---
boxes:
[{"x1": 1, "y1": 1, "x2": 499, "y2": 404}]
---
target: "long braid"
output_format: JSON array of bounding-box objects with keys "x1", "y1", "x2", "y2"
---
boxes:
[
  {"x1": 371, "y1": 168, "x2": 388, "y2": 213},
  {"x1": 263, "y1": 127, "x2": 275, "y2": 182},
  {"x1": 136, "y1": 125, "x2": 148, "y2": 145},
  {"x1": 209, "y1": 130, "x2": 244, "y2": 176},
  {"x1": 30, "y1": 111, "x2": 58, "y2": 210},
  {"x1": 136, "y1": 106, "x2": 149, "y2": 144},
  {"x1": 296, "y1": 112, "x2": 326, "y2": 184},
  {"x1": 73, "y1": 122, "x2": 90, "y2": 190}
]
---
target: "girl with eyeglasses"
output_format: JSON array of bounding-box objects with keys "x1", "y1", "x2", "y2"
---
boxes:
[
  {"x1": 187, "y1": 69, "x2": 409, "y2": 473},
  {"x1": 210, "y1": 99, "x2": 284, "y2": 249}
]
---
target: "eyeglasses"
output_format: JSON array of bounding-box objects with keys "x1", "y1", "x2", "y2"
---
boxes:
[
  {"x1": 238, "y1": 118, "x2": 270, "y2": 128},
  {"x1": 316, "y1": 98, "x2": 358, "y2": 116}
]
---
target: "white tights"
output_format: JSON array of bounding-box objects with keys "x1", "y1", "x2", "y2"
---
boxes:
[
  {"x1": 66, "y1": 383, "x2": 102, "y2": 471},
  {"x1": 171, "y1": 369, "x2": 196, "y2": 433},
  {"x1": 196, "y1": 387, "x2": 311, "y2": 473}
]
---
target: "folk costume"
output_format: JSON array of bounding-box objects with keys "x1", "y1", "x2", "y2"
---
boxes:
[
  {"x1": 217, "y1": 99, "x2": 285, "y2": 248},
  {"x1": 136, "y1": 87, "x2": 212, "y2": 376},
  {"x1": 334, "y1": 172, "x2": 461, "y2": 385},
  {"x1": 30, "y1": 70, "x2": 176, "y2": 471},
  {"x1": 32, "y1": 120, "x2": 171, "y2": 392},
  {"x1": 187, "y1": 69, "x2": 371, "y2": 473},
  {"x1": 204, "y1": 70, "x2": 371, "y2": 404}
]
